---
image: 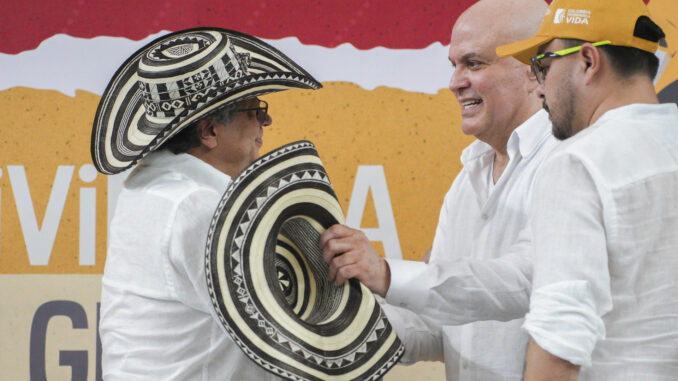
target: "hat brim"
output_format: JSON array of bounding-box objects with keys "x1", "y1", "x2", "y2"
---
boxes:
[
  {"x1": 496, "y1": 35, "x2": 554, "y2": 65},
  {"x1": 91, "y1": 28, "x2": 322, "y2": 175},
  {"x1": 205, "y1": 141, "x2": 404, "y2": 381}
]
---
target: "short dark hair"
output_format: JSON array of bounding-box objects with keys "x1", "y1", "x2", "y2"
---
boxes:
[
  {"x1": 161, "y1": 123, "x2": 201, "y2": 154},
  {"x1": 561, "y1": 16, "x2": 665, "y2": 80},
  {"x1": 160, "y1": 102, "x2": 238, "y2": 154}
]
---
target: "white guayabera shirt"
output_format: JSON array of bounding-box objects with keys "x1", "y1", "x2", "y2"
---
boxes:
[
  {"x1": 525, "y1": 103, "x2": 678, "y2": 380},
  {"x1": 100, "y1": 150, "x2": 277, "y2": 381},
  {"x1": 383, "y1": 110, "x2": 558, "y2": 381}
]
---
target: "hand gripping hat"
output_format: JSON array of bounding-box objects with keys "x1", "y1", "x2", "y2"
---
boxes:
[
  {"x1": 496, "y1": 0, "x2": 662, "y2": 64},
  {"x1": 91, "y1": 28, "x2": 321, "y2": 175},
  {"x1": 205, "y1": 141, "x2": 404, "y2": 381}
]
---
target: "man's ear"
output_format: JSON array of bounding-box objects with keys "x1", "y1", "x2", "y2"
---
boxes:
[
  {"x1": 579, "y1": 43, "x2": 602, "y2": 85},
  {"x1": 195, "y1": 118, "x2": 218, "y2": 149},
  {"x1": 525, "y1": 63, "x2": 540, "y2": 93}
]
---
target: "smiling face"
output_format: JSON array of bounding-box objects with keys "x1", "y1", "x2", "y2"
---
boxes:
[
  {"x1": 448, "y1": 18, "x2": 537, "y2": 147},
  {"x1": 446, "y1": 0, "x2": 547, "y2": 150}
]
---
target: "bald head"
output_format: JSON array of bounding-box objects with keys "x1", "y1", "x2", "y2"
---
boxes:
[
  {"x1": 454, "y1": 0, "x2": 547, "y2": 49},
  {"x1": 447, "y1": 0, "x2": 547, "y2": 150}
]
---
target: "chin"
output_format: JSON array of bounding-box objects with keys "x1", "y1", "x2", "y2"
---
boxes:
[{"x1": 460, "y1": 121, "x2": 485, "y2": 137}]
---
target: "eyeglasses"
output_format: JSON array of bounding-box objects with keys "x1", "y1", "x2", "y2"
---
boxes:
[
  {"x1": 236, "y1": 99, "x2": 269, "y2": 124},
  {"x1": 530, "y1": 40, "x2": 611, "y2": 84}
]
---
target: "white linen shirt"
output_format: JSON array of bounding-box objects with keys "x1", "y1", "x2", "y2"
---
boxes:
[
  {"x1": 524, "y1": 103, "x2": 678, "y2": 380},
  {"x1": 383, "y1": 109, "x2": 559, "y2": 380},
  {"x1": 100, "y1": 150, "x2": 277, "y2": 381}
]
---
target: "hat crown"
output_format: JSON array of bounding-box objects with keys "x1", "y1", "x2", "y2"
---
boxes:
[
  {"x1": 136, "y1": 31, "x2": 250, "y2": 123},
  {"x1": 496, "y1": 0, "x2": 659, "y2": 65},
  {"x1": 92, "y1": 27, "x2": 322, "y2": 175},
  {"x1": 539, "y1": 0, "x2": 657, "y2": 51},
  {"x1": 205, "y1": 141, "x2": 404, "y2": 380},
  {"x1": 143, "y1": 32, "x2": 214, "y2": 64}
]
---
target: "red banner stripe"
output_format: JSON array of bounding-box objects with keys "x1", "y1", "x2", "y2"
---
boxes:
[{"x1": 0, "y1": 0, "x2": 477, "y2": 54}]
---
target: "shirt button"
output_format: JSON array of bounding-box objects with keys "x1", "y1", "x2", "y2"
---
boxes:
[
  {"x1": 462, "y1": 359, "x2": 469, "y2": 369},
  {"x1": 399, "y1": 302, "x2": 407, "y2": 308},
  {"x1": 481, "y1": 213, "x2": 488, "y2": 220}
]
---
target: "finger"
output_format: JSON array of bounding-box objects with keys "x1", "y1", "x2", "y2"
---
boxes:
[
  {"x1": 321, "y1": 237, "x2": 354, "y2": 264},
  {"x1": 319, "y1": 224, "x2": 348, "y2": 249},
  {"x1": 334, "y1": 263, "x2": 361, "y2": 287},
  {"x1": 344, "y1": 229, "x2": 371, "y2": 251},
  {"x1": 327, "y1": 251, "x2": 356, "y2": 282}
]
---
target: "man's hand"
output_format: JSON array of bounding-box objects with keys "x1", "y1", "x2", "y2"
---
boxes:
[{"x1": 319, "y1": 224, "x2": 391, "y2": 297}]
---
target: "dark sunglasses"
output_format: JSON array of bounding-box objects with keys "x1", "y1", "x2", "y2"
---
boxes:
[{"x1": 236, "y1": 99, "x2": 269, "y2": 124}]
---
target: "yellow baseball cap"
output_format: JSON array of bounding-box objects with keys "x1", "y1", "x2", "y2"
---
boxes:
[{"x1": 496, "y1": 0, "x2": 659, "y2": 64}]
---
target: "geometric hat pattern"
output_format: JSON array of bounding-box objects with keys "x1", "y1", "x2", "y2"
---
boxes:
[
  {"x1": 205, "y1": 141, "x2": 404, "y2": 380},
  {"x1": 91, "y1": 28, "x2": 321, "y2": 174}
]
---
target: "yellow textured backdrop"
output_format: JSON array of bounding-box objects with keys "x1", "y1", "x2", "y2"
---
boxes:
[
  {"x1": 0, "y1": 83, "x2": 472, "y2": 274},
  {"x1": 1, "y1": 2, "x2": 678, "y2": 377}
]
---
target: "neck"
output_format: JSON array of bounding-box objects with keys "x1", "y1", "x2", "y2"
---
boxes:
[
  {"x1": 485, "y1": 111, "x2": 538, "y2": 155},
  {"x1": 587, "y1": 74, "x2": 659, "y2": 128},
  {"x1": 188, "y1": 147, "x2": 241, "y2": 178},
  {"x1": 484, "y1": 101, "x2": 541, "y2": 181}
]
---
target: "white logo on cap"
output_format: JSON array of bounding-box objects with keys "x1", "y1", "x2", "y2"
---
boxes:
[
  {"x1": 560, "y1": 9, "x2": 591, "y2": 25},
  {"x1": 554, "y1": 9, "x2": 566, "y2": 24}
]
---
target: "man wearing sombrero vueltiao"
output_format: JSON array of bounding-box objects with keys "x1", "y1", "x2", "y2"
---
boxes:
[{"x1": 91, "y1": 28, "x2": 320, "y2": 380}]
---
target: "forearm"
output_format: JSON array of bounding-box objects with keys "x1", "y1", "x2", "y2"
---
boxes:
[
  {"x1": 380, "y1": 301, "x2": 444, "y2": 364},
  {"x1": 385, "y1": 249, "x2": 532, "y2": 326},
  {"x1": 524, "y1": 338, "x2": 579, "y2": 381}
]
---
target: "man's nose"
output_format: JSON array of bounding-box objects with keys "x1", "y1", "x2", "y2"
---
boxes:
[
  {"x1": 449, "y1": 68, "x2": 469, "y2": 95},
  {"x1": 536, "y1": 82, "x2": 545, "y2": 99},
  {"x1": 262, "y1": 112, "x2": 272, "y2": 127}
]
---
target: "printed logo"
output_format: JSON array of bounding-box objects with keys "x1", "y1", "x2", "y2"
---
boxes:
[
  {"x1": 555, "y1": 9, "x2": 591, "y2": 25},
  {"x1": 554, "y1": 9, "x2": 566, "y2": 24}
]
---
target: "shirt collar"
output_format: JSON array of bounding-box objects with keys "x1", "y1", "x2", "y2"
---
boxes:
[
  {"x1": 593, "y1": 103, "x2": 678, "y2": 127},
  {"x1": 137, "y1": 150, "x2": 232, "y2": 192},
  {"x1": 460, "y1": 109, "x2": 552, "y2": 166},
  {"x1": 511, "y1": 109, "x2": 552, "y2": 160}
]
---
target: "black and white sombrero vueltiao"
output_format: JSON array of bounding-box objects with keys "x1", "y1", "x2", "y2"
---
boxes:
[
  {"x1": 205, "y1": 141, "x2": 405, "y2": 380},
  {"x1": 91, "y1": 27, "x2": 321, "y2": 175}
]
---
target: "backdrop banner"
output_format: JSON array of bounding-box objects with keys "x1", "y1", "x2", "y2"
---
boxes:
[{"x1": 1, "y1": 0, "x2": 677, "y2": 380}]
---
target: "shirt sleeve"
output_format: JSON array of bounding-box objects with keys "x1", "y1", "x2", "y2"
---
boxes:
[
  {"x1": 384, "y1": 226, "x2": 533, "y2": 326},
  {"x1": 523, "y1": 152, "x2": 610, "y2": 366},
  {"x1": 377, "y1": 297, "x2": 444, "y2": 364},
  {"x1": 166, "y1": 189, "x2": 221, "y2": 313}
]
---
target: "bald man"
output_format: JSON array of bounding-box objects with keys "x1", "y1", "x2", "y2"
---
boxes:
[{"x1": 320, "y1": 0, "x2": 556, "y2": 379}]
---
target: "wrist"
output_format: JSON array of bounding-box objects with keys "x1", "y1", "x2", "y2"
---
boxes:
[{"x1": 378, "y1": 258, "x2": 391, "y2": 297}]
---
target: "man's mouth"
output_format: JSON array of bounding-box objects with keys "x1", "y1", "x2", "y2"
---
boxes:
[{"x1": 461, "y1": 99, "x2": 483, "y2": 110}]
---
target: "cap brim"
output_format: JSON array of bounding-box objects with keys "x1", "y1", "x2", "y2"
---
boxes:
[{"x1": 496, "y1": 35, "x2": 553, "y2": 65}]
